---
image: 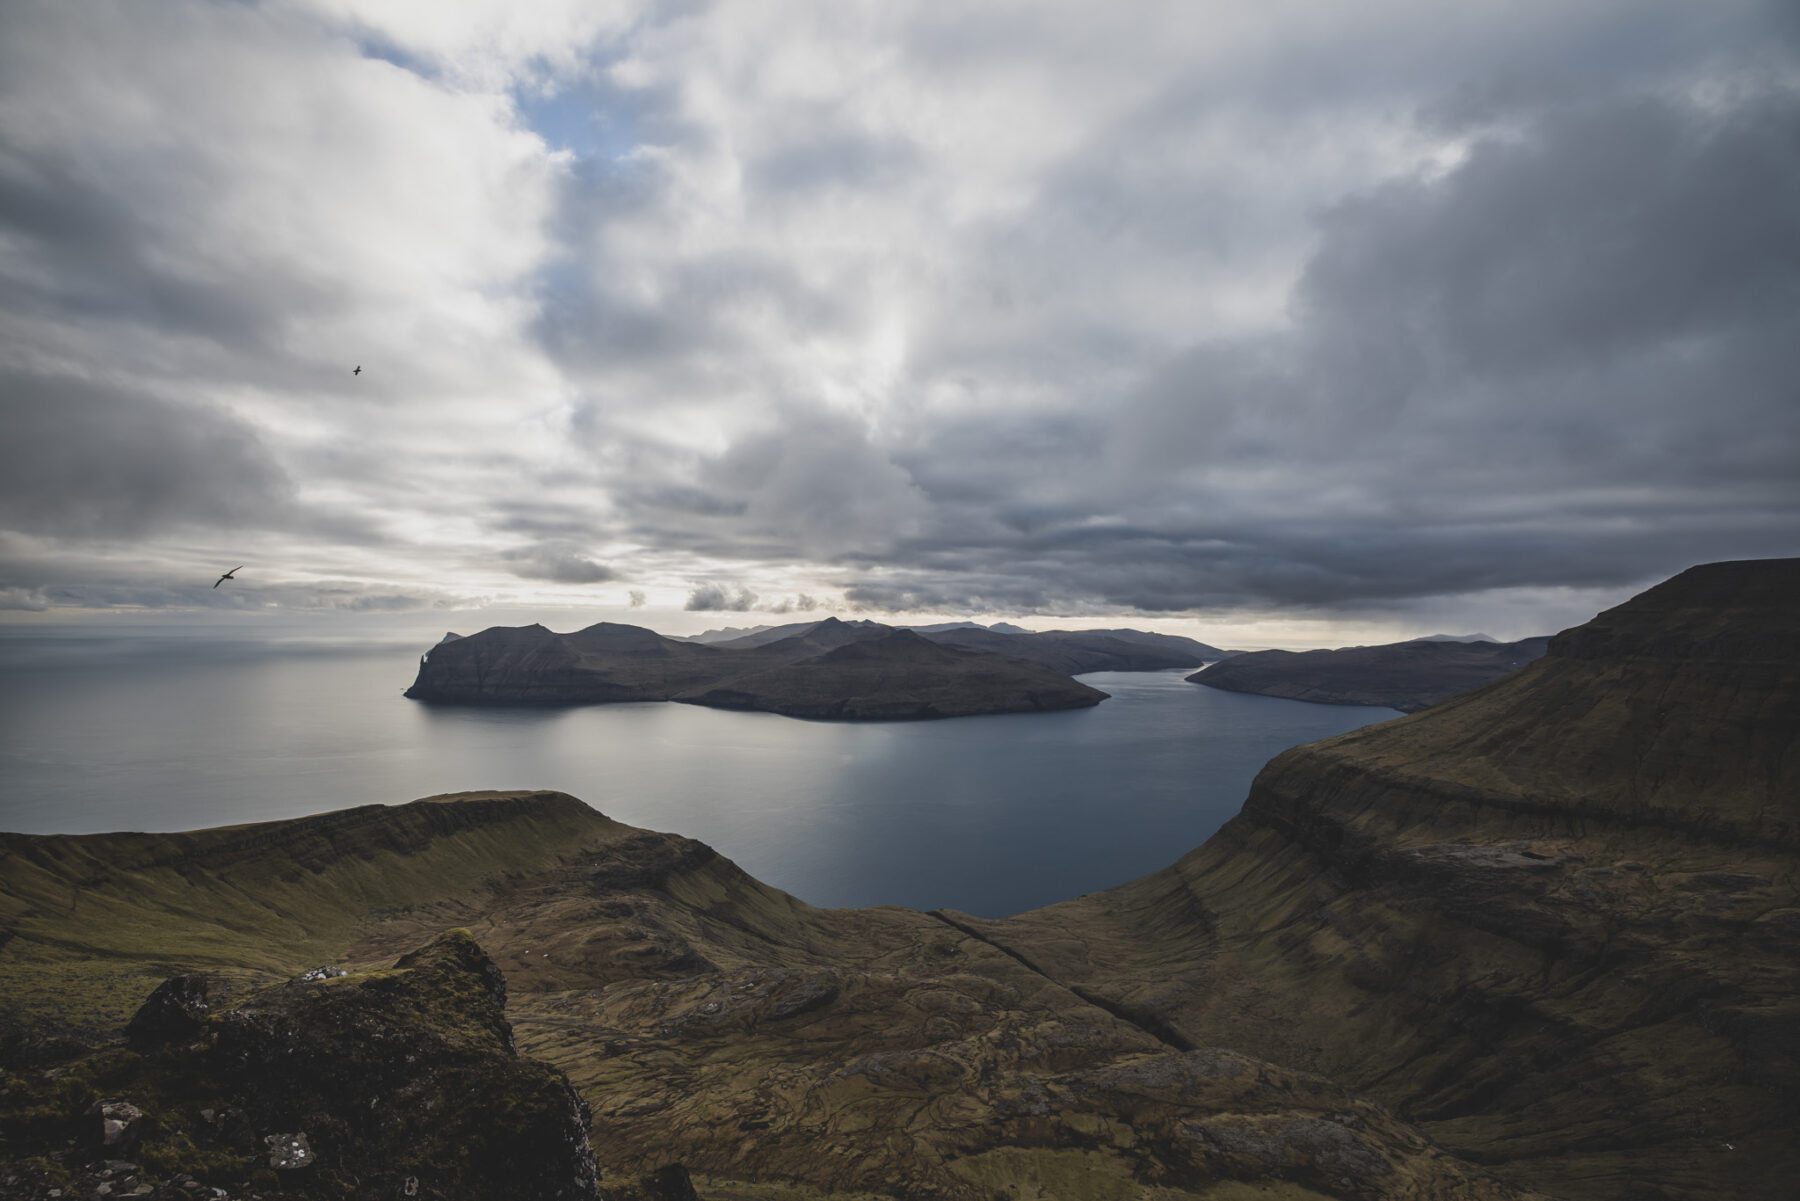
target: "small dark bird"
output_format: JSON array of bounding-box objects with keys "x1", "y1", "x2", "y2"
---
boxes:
[
  {"x1": 353, "y1": 365, "x2": 362, "y2": 376},
  {"x1": 213, "y1": 565, "x2": 244, "y2": 589}
]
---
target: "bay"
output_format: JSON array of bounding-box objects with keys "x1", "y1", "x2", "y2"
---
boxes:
[{"x1": 0, "y1": 635, "x2": 1399, "y2": 915}]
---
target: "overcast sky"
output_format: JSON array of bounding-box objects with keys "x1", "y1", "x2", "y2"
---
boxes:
[{"x1": 1, "y1": 0, "x2": 1795, "y2": 647}]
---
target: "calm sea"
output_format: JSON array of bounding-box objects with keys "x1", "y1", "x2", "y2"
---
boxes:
[{"x1": 0, "y1": 634, "x2": 1398, "y2": 916}]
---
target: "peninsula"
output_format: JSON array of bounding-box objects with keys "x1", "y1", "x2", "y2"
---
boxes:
[{"x1": 1188, "y1": 634, "x2": 1549, "y2": 711}]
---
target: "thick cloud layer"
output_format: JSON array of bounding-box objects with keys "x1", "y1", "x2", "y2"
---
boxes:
[{"x1": 1, "y1": 0, "x2": 1795, "y2": 641}]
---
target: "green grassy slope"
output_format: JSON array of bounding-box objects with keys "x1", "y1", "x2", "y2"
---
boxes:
[{"x1": 0, "y1": 791, "x2": 617, "y2": 1033}]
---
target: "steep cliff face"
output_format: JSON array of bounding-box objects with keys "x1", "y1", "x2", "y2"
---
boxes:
[
  {"x1": 980, "y1": 558, "x2": 1800, "y2": 1200},
  {"x1": 405, "y1": 623, "x2": 729, "y2": 704},
  {"x1": 1188, "y1": 636, "x2": 1549, "y2": 711}
]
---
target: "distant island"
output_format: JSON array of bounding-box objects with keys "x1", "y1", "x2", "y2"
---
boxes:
[
  {"x1": 1188, "y1": 633, "x2": 1550, "y2": 711},
  {"x1": 400, "y1": 617, "x2": 1197, "y2": 719}
]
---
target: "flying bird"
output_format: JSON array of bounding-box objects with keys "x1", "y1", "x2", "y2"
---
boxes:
[
  {"x1": 352, "y1": 365, "x2": 362, "y2": 376},
  {"x1": 213, "y1": 566, "x2": 244, "y2": 589}
]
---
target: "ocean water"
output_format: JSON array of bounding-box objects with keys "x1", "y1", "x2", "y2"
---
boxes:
[{"x1": 0, "y1": 635, "x2": 1399, "y2": 916}]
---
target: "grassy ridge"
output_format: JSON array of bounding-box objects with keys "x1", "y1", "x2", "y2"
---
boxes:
[{"x1": 0, "y1": 791, "x2": 615, "y2": 1033}]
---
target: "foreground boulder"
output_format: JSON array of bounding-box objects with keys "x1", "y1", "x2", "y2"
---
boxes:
[
  {"x1": 122, "y1": 975, "x2": 213, "y2": 1050},
  {"x1": 0, "y1": 931, "x2": 599, "y2": 1200}
]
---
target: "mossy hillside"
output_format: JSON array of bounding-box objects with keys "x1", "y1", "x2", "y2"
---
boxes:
[
  {"x1": 5, "y1": 788, "x2": 1539, "y2": 1200},
  {"x1": 977, "y1": 559, "x2": 1800, "y2": 1201},
  {"x1": 0, "y1": 791, "x2": 618, "y2": 1033}
]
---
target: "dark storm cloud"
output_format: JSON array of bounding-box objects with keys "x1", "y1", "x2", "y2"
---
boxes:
[
  {"x1": 0, "y1": 143, "x2": 324, "y2": 356},
  {"x1": 828, "y1": 84, "x2": 1800, "y2": 613},
  {"x1": 0, "y1": 369, "x2": 295, "y2": 539},
  {"x1": 1299, "y1": 92, "x2": 1800, "y2": 378}
]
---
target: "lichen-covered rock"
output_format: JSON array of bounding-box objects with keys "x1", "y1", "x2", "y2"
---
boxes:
[
  {"x1": 264, "y1": 1130, "x2": 314, "y2": 1170},
  {"x1": 86, "y1": 1100, "x2": 143, "y2": 1151}
]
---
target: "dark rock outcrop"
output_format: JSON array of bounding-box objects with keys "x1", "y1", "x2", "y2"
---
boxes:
[
  {"x1": 0, "y1": 931, "x2": 600, "y2": 1200},
  {"x1": 123, "y1": 975, "x2": 214, "y2": 1050},
  {"x1": 1189, "y1": 634, "x2": 1549, "y2": 710}
]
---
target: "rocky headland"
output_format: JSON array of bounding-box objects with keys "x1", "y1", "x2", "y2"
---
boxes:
[
  {"x1": 1188, "y1": 635, "x2": 1549, "y2": 711},
  {"x1": 4, "y1": 558, "x2": 1795, "y2": 1199}
]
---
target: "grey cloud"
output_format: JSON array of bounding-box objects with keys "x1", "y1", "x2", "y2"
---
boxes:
[
  {"x1": 836, "y1": 84, "x2": 1800, "y2": 615},
  {"x1": 499, "y1": 543, "x2": 617, "y2": 584},
  {"x1": 614, "y1": 407, "x2": 929, "y2": 563},
  {"x1": 0, "y1": 142, "x2": 327, "y2": 359},
  {"x1": 537, "y1": 170, "x2": 863, "y2": 387},
  {"x1": 685, "y1": 583, "x2": 759, "y2": 611},
  {"x1": 766, "y1": 593, "x2": 819, "y2": 615},
  {"x1": 0, "y1": 586, "x2": 50, "y2": 611},
  {"x1": 628, "y1": 589, "x2": 646, "y2": 608},
  {"x1": 1299, "y1": 92, "x2": 1800, "y2": 379},
  {"x1": 746, "y1": 114, "x2": 919, "y2": 195},
  {"x1": 0, "y1": 369, "x2": 294, "y2": 540},
  {"x1": 488, "y1": 500, "x2": 611, "y2": 540}
]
